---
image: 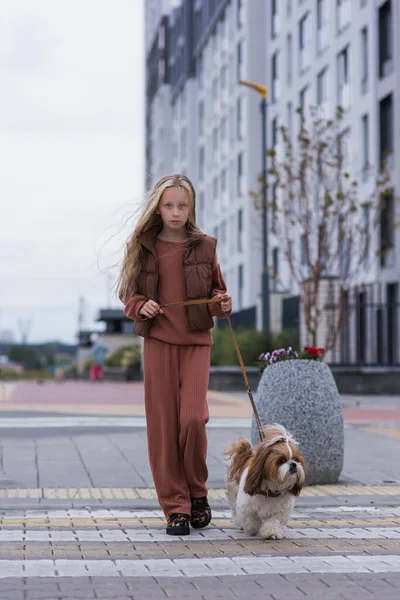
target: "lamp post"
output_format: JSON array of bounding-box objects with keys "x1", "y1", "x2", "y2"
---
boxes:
[{"x1": 239, "y1": 79, "x2": 269, "y2": 334}]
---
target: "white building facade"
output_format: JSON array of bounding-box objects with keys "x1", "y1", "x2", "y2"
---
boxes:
[
  {"x1": 145, "y1": 0, "x2": 400, "y2": 363},
  {"x1": 265, "y1": 0, "x2": 399, "y2": 364},
  {"x1": 145, "y1": 0, "x2": 267, "y2": 328}
]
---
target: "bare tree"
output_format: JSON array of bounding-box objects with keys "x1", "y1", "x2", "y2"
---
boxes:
[{"x1": 253, "y1": 106, "x2": 394, "y2": 351}]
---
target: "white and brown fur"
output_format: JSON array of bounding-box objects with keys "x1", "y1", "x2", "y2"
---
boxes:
[{"x1": 224, "y1": 424, "x2": 306, "y2": 539}]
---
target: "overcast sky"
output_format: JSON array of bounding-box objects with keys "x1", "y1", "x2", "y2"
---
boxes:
[{"x1": 0, "y1": 0, "x2": 144, "y2": 344}]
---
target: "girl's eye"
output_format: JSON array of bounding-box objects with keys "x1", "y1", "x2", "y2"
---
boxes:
[{"x1": 180, "y1": 204, "x2": 187, "y2": 209}]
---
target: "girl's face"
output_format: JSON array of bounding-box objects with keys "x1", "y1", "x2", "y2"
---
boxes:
[{"x1": 158, "y1": 187, "x2": 190, "y2": 232}]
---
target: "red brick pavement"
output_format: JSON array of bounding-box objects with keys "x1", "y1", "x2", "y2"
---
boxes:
[
  {"x1": 1, "y1": 381, "x2": 400, "y2": 422},
  {"x1": 10, "y1": 382, "x2": 226, "y2": 406}
]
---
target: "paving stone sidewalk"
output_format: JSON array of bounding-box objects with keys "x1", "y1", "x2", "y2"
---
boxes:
[
  {"x1": 0, "y1": 387, "x2": 400, "y2": 598},
  {"x1": 0, "y1": 507, "x2": 399, "y2": 599},
  {"x1": 1, "y1": 421, "x2": 399, "y2": 509}
]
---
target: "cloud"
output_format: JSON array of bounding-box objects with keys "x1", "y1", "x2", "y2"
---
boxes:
[
  {"x1": 0, "y1": 0, "x2": 143, "y2": 132},
  {"x1": 0, "y1": 0, "x2": 145, "y2": 343}
]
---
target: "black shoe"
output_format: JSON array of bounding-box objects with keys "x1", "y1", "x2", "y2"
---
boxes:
[
  {"x1": 166, "y1": 512, "x2": 190, "y2": 536},
  {"x1": 190, "y1": 496, "x2": 212, "y2": 529}
]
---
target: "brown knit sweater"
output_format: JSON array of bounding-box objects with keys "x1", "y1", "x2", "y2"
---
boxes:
[{"x1": 124, "y1": 239, "x2": 229, "y2": 346}]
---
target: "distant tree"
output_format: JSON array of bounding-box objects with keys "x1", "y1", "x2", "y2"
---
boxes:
[{"x1": 8, "y1": 345, "x2": 41, "y2": 370}]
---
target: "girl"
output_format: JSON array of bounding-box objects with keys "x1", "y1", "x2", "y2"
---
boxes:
[{"x1": 118, "y1": 174, "x2": 232, "y2": 536}]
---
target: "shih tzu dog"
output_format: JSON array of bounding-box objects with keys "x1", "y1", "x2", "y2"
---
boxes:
[{"x1": 224, "y1": 424, "x2": 306, "y2": 540}]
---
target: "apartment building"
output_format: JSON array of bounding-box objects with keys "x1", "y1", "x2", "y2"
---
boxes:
[
  {"x1": 145, "y1": 0, "x2": 399, "y2": 362},
  {"x1": 265, "y1": 0, "x2": 399, "y2": 363},
  {"x1": 145, "y1": 0, "x2": 267, "y2": 327}
]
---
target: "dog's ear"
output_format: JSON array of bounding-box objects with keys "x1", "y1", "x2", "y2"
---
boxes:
[
  {"x1": 243, "y1": 447, "x2": 266, "y2": 496},
  {"x1": 290, "y1": 454, "x2": 306, "y2": 496},
  {"x1": 289, "y1": 482, "x2": 303, "y2": 497}
]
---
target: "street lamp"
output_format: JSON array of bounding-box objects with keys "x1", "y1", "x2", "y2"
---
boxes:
[{"x1": 239, "y1": 79, "x2": 269, "y2": 334}]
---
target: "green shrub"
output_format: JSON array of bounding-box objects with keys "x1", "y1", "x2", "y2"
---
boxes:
[
  {"x1": 106, "y1": 345, "x2": 141, "y2": 368},
  {"x1": 0, "y1": 368, "x2": 53, "y2": 381},
  {"x1": 211, "y1": 328, "x2": 299, "y2": 367}
]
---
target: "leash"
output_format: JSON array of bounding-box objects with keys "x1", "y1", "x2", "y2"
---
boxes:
[{"x1": 160, "y1": 295, "x2": 265, "y2": 441}]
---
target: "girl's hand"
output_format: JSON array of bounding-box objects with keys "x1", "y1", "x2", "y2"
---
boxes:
[
  {"x1": 139, "y1": 300, "x2": 163, "y2": 319},
  {"x1": 219, "y1": 295, "x2": 232, "y2": 314}
]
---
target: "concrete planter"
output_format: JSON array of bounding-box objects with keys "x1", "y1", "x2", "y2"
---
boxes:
[{"x1": 251, "y1": 360, "x2": 344, "y2": 485}]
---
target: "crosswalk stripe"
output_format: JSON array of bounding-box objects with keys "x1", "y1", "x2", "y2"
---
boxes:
[
  {"x1": 0, "y1": 417, "x2": 250, "y2": 429},
  {"x1": 1, "y1": 506, "x2": 399, "y2": 520},
  {"x1": 0, "y1": 527, "x2": 399, "y2": 542},
  {"x1": 0, "y1": 555, "x2": 398, "y2": 577}
]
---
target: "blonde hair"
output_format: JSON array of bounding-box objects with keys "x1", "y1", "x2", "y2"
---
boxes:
[{"x1": 117, "y1": 174, "x2": 202, "y2": 303}]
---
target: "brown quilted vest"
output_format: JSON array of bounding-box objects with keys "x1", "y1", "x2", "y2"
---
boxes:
[{"x1": 134, "y1": 226, "x2": 217, "y2": 337}]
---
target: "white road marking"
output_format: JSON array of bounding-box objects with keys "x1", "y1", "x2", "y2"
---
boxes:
[
  {"x1": 0, "y1": 417, "x2": 250, "y2": 429},
  {"x1": 0, "y1": 527, "x2": 399, "y2": 543},
  {"x1": 0, "y1": 555, "x2": 398, "y2": 578},
  {"x1": 1, "y1": 506, "x2": 400, "y2": 520}
]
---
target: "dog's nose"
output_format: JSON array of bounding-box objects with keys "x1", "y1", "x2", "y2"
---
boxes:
[{"x1": 289, "y1": 462, "x2": 297, "y2": 474}]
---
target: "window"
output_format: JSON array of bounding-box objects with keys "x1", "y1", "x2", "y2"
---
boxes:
[
  {"x1": 299, "y1": 12, "x2": 310, "y2": 72},
  {"x1": 361, "y1": 27, "x2": 368, "y2": 94},
  {"x1": 337, "y1": 46, "x2": 350, "y2": 110},
  {"x1": 212, "y1": 127, "x2": 218, "y2": 158},
  {"x1": 180, "y1": 128, "x2": 187, "y2": 161},
  {"x1": 213, "y1": 176, "x2": 219, "y2": 199},
  {"x1": 237, "y1": 208, "x2": 243, "y2": 252},
  {"x1": 300, "y1": 234, "x2": 307, "y2": 266},
  {"x1": 380, "y1": 191, "x2": 395, "y2": 267},
  {"x1": 271, "y1": 52, "x2": 279, "y2": 103},
  {"x1": 287, "y1": 101, "x2": 292, "y2": 139},
  {"x1": 379, "y1": 94, "x2": 393, "y2": 168},
  {"x1": 361, "y1": 114, "x2": 369, "y2": 174},
  {"x1": 220, "y1": 220, "x2": 227, "y2": 260},
  {"x1": 337, "y1": 0, "x2": 350, "y2": 33},
  {"x1": 238, "y1": 264, "x2": 244, "y2": 309},
  {"x1": 198, "y1": 54, "x2": 204, "y2": 89},
  {"x1": 198, "y1": 191, "x2": 205, "y2": 220},
  {"x1": 236, "y1": 96, "x2": 243, "y2": 139},
  {"x1": 229, "y1": 215, "x2": 235, "y2": 254},
  {"x1": 180, "y1": 88, "x2": 186, "y2": 119},
  {"x1": 317, "y1": 0, "x2": 328, "y2": 53},
  {"x1": 221, "y1": 116, "x2": 228, "y2": 156},
  {"x1": 158, "y1": 59, "x2": 165, "y2": 82},
  {"x1": 338, "y1": 128, "x2": 350, "y2": 172},
  {"x1": 199, "y1": 147, "x2": 205, "y2": 181},
  {"x1": 379, "y1": 1, "x2": 393, "y2": 78},
  {"x1": 237, "y1": 41, "x2": 243, "y2": 80},
  {"x1": 212, "y1": 78, "x2": 218, "y2": 110},
  {"x1": 287, "y1": 0, "x2": 292, "y2": 18},
  {"x1": 299, "y1": 85, "x2": 310, "y2": 120},
  {"x1": 271, "y1": 0, "x2": 280, "y2": 38},
  {"x1": 272, "y1": 248, "x2": 279, "y2": 291},
  {"x1": 317, "y1": 68, "x2": 328, "y2": 107},
  {"x1": 237, "y1": 0, "x2": 244, "y2": 29},
  {"x1": 271, "y1": 118, "x2": 278, "y2": 149},
  {"x1": 237, "y1": 152, "x2": 243, "y2": 196},
  {"x1": 286, "y1": 34, "x2": 292, "y2": 84},
  {"x1": 220, "y1": 65, "x2": 227, "y2": 102},
  {"x1": 221, "y1": 168, "x2": 227, "y2": 193},
  {"x1": 362, "y1": 204, "x2": 370, "y2": 263},
  {"x1": 199, "y1": 101, "x2": 204, "y2": 135},
  {"x1": 271, "y1": 183, "x2": 278, "y2": 233}
]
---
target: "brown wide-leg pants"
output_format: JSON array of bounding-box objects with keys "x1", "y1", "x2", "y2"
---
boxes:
[{"x1": 143, "y1": 337, "x2": 210, "y2": 516}]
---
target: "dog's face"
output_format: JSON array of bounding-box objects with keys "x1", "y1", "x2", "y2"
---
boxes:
[{"x1": 243, "y1": 436, "x2": 306, "y2": 497}]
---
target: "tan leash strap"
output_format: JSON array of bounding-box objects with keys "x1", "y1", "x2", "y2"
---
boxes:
[{"x1": 161, "y1": 296, "x2": 265, "y2": 441}]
